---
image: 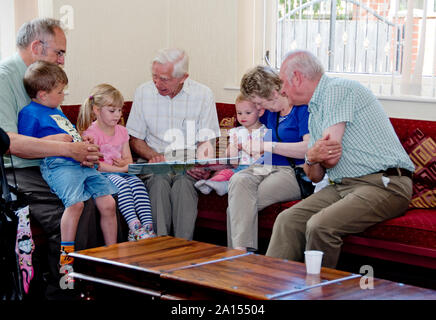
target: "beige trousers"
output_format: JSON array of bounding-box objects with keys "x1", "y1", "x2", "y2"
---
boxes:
[
  {"x1": 227, "y1": 164, "x2": 301, "y2": 250},
  {"x1": 266, "y1": 172, "x2": 413, "y2": 268}
]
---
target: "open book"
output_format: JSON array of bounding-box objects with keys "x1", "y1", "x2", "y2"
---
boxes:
[{"x1": 128, "y1": 157, "x2": 240, "y2": 175}]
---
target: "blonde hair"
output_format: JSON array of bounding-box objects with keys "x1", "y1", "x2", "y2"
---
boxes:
[
  {"x1": 235, "y1": 93, "x2": 250, "y2": 105},
  {"x1": 77, "y1": 83, "x2": 124, "y2": 132}
]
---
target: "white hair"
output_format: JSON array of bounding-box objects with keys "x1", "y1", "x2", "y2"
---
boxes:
[
  {"x1": 152, "y1": 48, "x2": 189, "y2": 78},
  {"x1": 282, "y1": 50, "x2": 324, "y2": 81}
]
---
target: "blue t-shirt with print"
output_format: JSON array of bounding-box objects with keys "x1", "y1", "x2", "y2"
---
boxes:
[
  {"x1": 18, "y1": 101, "x2": 82, "y2": 162},
  {"x1": 258, "y1": 105, "x2": 309, "y2": 166},
  {"x1": 18, "y1": 101, "x2": 81, "y2": 141}
]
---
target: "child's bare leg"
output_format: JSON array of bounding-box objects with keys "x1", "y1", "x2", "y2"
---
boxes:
[
  {"x1": 95, "y1": 195, "x2": 117, "y2": 245},
  {"x1": 60, "y1": 201, "x2": 84, "y2": 265},
  {"x1": 60, "y1": 202, "x2": 84, "y2": 242}
]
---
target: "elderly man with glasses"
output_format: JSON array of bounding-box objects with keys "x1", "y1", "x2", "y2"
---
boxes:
[{"x1": 0, "y1": 18, "x2": 115, "y2": 299}]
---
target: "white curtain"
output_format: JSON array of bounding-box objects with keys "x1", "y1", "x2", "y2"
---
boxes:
[{"x1": 400, "y1": 0, "x2": 429, "y2": 96}]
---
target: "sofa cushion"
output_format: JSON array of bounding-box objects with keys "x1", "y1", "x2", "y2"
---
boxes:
[
  {"x1": 216, "y1": 103, "x2": 237, "y2": 158},
  {"x1": 360, "y1": 209, "x2": 436, "y2": 249},
  {"x1": 402, "y1": 128, "x2": 436, "y2": 209}
]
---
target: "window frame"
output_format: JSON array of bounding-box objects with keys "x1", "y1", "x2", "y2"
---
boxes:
[{"x1": 270, "y1": 0, "x2": 436, "y2": 101}]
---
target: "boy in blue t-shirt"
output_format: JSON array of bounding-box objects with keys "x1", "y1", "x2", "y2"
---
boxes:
[{"x1": 18, "y1": 61, "x2": 118, "y2": 267}]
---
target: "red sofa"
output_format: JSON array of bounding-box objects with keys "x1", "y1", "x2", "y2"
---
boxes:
[{"x1": 60, "y1": 102, "x2": 436, "y2": 269}]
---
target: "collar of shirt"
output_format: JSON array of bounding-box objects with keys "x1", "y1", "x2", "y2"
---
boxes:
[
  {"x1": 13, "y1": 53, "x2": 28, "y2": 76},
  {"x1": 308, "y1": 74, "x2": 329, "y2": 114}
]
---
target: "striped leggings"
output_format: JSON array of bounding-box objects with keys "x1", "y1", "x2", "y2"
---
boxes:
[{"x1": 106, "y1": 174, "x2": 153, "y2": 227}]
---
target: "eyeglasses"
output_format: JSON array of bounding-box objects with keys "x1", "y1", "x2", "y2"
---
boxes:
[{"x1": 39, "y1": 40, "x2": 66, "y2": 58}]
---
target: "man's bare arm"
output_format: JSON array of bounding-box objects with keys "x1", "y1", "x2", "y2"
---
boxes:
[
  {"x1": 304, "y1": 123, "x2": 345, "y2": 183},
  {"x1": 7, "y1": 132, "x2": 101, "y2": 166},
  {"x1": 129, "y1": 136, "x2": 165, "y2": 163}
]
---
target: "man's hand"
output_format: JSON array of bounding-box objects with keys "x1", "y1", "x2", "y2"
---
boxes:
[
  {"x1": 129, "y1": 137, "x2": 166, "y2": 163},
  {"x1": 196, "y1": 140, "x2": 215, "y2": 160},
  {"x1": 306, "y1": 133, "x2": 342, "y2": 168},
  {"x1": 69, "y1": 142, "x2": 102, "y2": 167},
  {"x1": 148, "y1": 153, "x2": 166, "y2": 163}
]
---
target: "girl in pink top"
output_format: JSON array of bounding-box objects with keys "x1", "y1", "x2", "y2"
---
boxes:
[{"x1": 78, "y1": 84, "x2": 155, "y2": 241}]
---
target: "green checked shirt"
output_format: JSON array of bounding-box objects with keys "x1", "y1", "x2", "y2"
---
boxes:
[
  {"x1": 0, "y1": 53, "x2": 40, "y2": 168},
  {"x1": 308, "y1": 74, "x2": 414, "y2": 183}
]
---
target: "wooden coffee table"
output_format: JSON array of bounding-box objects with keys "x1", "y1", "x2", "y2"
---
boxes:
[{"x1": 69, "y1": 236, "x2": 436, "y2": 300}]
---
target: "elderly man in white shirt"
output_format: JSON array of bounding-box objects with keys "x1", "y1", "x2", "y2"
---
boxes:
[{"x1": 126, "y1": 48, "x2": 220, "y2": 240}]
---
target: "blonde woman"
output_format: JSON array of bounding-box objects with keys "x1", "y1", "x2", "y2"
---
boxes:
[{"x1": 227, "y1": 66, "x2": 310, "y2": 252}]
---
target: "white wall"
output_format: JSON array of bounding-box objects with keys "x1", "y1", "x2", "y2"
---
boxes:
[
  {"x1": 45, "y1": 0, "x2": 436, "y2": 121},
  {"x1": 53, "y1": 0, "x2": 238, "y2": 106},
  {"x1": 0, "y1": 0, "x2": 16, "y2": 61}
]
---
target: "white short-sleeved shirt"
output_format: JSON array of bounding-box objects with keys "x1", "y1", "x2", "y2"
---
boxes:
[{"x1": 126, "y1": 78, "x2": 220, "y2": 154}]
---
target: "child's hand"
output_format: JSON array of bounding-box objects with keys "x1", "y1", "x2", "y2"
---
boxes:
[
  {"x1": 241, "y1": 137, "x2": 264, "y2": 158},
  {"x1": 229, "y1": 134, "x2": 242, "y2": 150},
  {"x1": 82, "y1": 135, "x2": 95, "y2": 144},
  {"x1": 187, "y1": 167, "x2": 211, "y2": 180},
  {"x1": 43, "y1": 133, "x2": 72, "y2": 142},
  {"x1": 113, "y1": 158, "x2": 130, "y2": 168}
]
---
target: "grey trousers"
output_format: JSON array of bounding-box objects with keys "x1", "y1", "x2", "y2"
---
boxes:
[
  {"x1": 145, "y1": 173, "x2": 198, "y2": 240},
  {"x1": 226, "y1": 164, "x2": 301, "y2": 250},
  {"x1": 266, "y1": 172, "x2": 413, "y2": 268}
]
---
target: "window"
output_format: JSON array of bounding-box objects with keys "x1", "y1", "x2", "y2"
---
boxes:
[{"x1": 274, "y1": 0, "x2": 436, "y2": 99}]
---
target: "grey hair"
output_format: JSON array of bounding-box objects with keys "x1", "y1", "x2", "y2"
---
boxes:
[
  {"x1": 152, "y1": 48, "x2": 189, "y2": 78},
  {"x1": 16, "y1": 18, "x2": 63, "y2": 49},
  {"x1": 282, "y1": 50, "x2": 324, "y2": 81},
  {"x1": 240, "y1": 65, "x2": 282, "y2": 99}
]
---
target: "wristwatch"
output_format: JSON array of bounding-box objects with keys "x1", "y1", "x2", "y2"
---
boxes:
[
  {"x1": 304, "y1": 153, "x2": 317, "y2": 166},
  {"x1": 271, "y1": 142, "x2": 277, "y2": 152}
]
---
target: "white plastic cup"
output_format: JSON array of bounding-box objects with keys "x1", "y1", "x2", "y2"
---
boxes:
[{"x1": 304, "y1": 250, "x2": 324, "y2": 274}]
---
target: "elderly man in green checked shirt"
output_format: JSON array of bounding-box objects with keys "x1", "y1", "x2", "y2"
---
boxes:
[{"x1": 266, "y1": 50, "x2": 415, "y2": 268}]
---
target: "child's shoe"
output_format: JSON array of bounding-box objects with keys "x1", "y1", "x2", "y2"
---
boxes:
[
  {"x1": 128, "y1": 226, "x2": 152, "y2": 241},
  {"x1": 135, "y1": 226, "x2": 150, "y2": 240},
  {"x1": 128, "y1": 220, "x2": 145, "y2": 241},
  {"x1": 144, "y1": 224, "x2": 157, "y2": 238},
  {"x1": 127, "y1": 230, "x2": 136, "y2": 241}
]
